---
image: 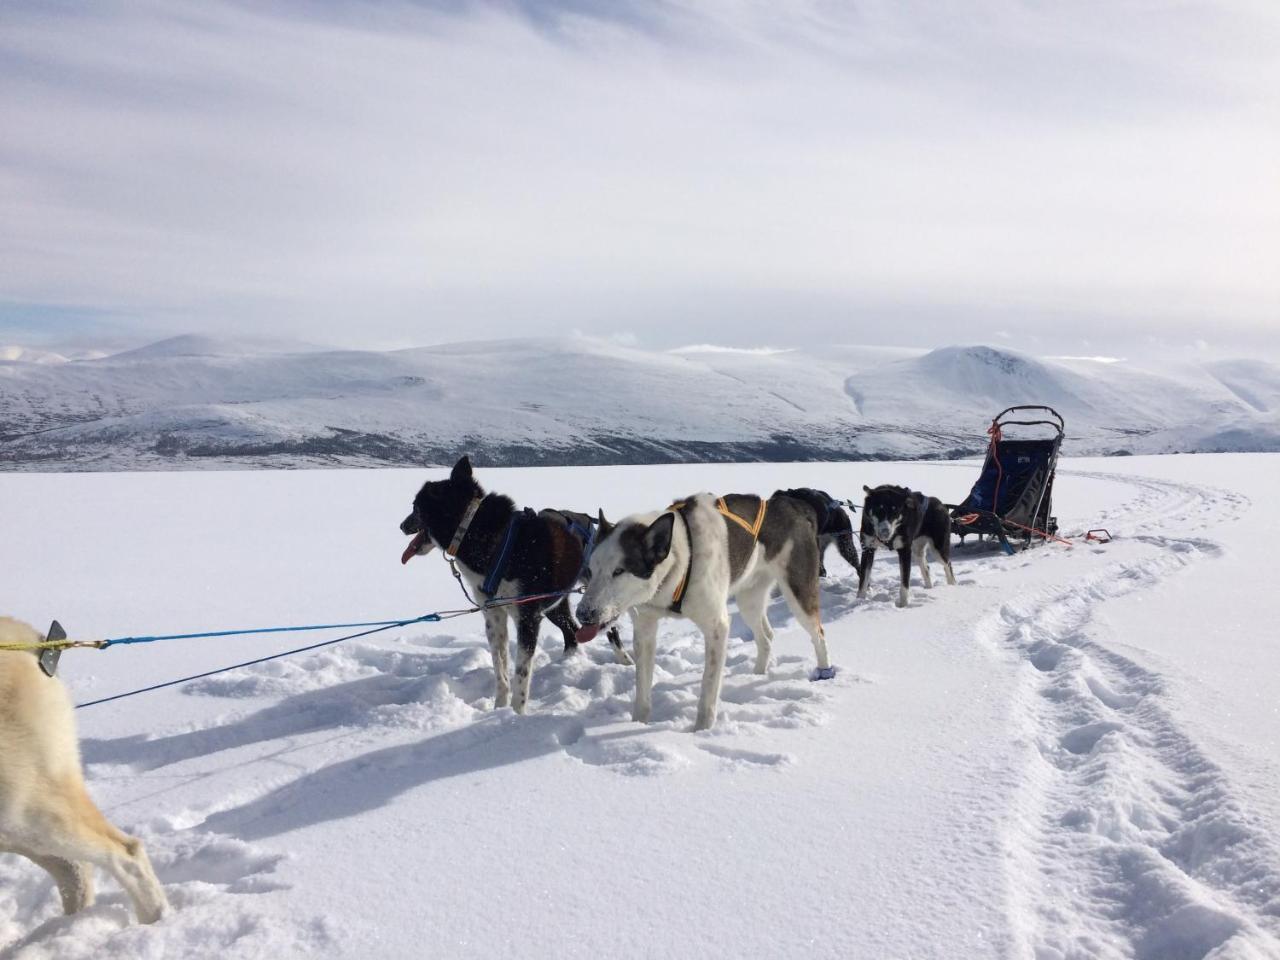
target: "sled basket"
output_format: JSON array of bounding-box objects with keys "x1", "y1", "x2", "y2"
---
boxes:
[{"x1": 950, "y1": 406, "x2": 1064, "y2": 551}]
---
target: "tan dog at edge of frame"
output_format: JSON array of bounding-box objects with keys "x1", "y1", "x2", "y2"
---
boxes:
[{"x1": 0, "y1": 616, "x2": 168, "y2": 925}]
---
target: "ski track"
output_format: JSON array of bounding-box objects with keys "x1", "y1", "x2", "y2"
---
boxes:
[
  {"x1": 4, "y1": 467, "x2": 1277, "y2": 958},
  {"x1": 984, "y1": 470, "x2": 1280, "y2": 959}
]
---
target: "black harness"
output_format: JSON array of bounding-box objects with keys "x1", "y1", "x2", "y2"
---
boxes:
[{"x1": 668, "y1": 502, "x2": 697, "y2": 614}]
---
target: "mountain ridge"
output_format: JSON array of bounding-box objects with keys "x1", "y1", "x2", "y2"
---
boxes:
[{"x1": 1, "y1": 338, "x2": 1276, "y2": 470}]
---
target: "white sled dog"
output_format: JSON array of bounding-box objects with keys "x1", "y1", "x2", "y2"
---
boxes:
[
  {"x1": 575, "y1": 493, "x2": 833, "y2": 731},
  {"x1": 0, "y1": 617, "x2": 168, "y2": 925}
]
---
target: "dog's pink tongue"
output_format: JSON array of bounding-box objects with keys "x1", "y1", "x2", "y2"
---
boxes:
[
  {"x1": 576, "y1": 624, "x2": 601, "y2": 644},
  {"x1": 401, "y1": 532, "x2": 428, "y2": 565}
]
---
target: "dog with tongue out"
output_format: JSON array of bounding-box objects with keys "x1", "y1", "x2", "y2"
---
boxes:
[
  {"x1": 575, "y1": 491, "x2": 835, "y2": 732},
  {"x1": 399, "y1": 456, "x2": 631, "y2": 713}
]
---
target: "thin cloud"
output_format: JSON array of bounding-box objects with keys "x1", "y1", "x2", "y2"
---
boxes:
[
  {"x1": 1, "y1": 1, "x2": 1277, "y2": 357},
  {"x1": 668, "y1": 344, "x2": 794, "y2": 356}
]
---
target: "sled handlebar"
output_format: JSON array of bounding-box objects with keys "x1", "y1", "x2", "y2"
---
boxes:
[{"x1": 992, "y1": 405, "x2": 1065, "y2": 438}]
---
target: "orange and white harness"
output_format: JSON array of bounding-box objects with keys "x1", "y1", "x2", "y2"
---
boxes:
[{"x1": 668, "y1": 496, "x2": 768, "y2": 613}]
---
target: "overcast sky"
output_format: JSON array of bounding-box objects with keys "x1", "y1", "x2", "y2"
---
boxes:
[{"x1": 1, "y1": 0, "x2": 1277, "y2": 359}]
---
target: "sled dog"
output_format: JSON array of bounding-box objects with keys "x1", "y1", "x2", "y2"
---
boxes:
[
  {"x1": 0, "y1": 617, "x2": 168, "y2": 925},
  {"x1": 774, "y1": 488, "x2": 860, "y2": 576},
  {"x1": 538, "y1": 506, "x2": 632, "y2": 660},
  {"x1": 400, "y1": 456, "x2": 630, "y2": 713},
  {"x1": 576, "y1": 492, "x2": 833, "y2": 731},
  {"x1": 857, "y1": 485, "x2": 956, "y2": 607}
]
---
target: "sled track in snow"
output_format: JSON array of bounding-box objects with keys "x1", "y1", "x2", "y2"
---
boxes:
[{"x1": 980, "y1": 471, "x2": 1280, "y2": 958}]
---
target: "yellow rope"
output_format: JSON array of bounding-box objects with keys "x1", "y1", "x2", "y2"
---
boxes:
[{"x1": 0, "y1": 639, "x2": 105, "y2": 653}]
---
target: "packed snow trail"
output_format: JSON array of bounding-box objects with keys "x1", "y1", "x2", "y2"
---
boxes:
[{"x1": 985, "y1": 471, "x2": 1280, "y2": 958}]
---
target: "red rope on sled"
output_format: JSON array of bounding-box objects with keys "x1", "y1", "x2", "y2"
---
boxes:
[
  {"x1": 1003, "y1": 519, "x2": 1073, "y2": 547},
  {"x1": 987, "y1": 420, "x2": 1004, "y2": 514}
]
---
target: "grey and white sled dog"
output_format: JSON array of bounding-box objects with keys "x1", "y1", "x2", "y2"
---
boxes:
[
  {"x1": 857, "y1": 484, "x2": 956, "y2": 608},
  {"x1": 575, "y1": 492, "x2": 833, "y2": 731},
  {"x1": 0, "y1": 617, "x2": 169, "y2": 925}
]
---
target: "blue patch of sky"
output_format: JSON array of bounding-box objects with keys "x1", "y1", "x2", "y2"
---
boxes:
[{"x1": 0, "y1": 302, "x2": 133, "y2": 345}]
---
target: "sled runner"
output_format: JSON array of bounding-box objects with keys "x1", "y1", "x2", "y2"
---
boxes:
[{"x1": 950, "y1": 405, "x2": 1065, "y2": 553}]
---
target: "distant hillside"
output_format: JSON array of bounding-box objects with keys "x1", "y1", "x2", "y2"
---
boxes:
[{"x1": 1, "y1": 337, "x2": 1277, "y2": 470}]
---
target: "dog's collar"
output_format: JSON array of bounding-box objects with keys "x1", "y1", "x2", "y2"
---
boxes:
[{"x1": 446, "y1": 496, "x2": 485, "y2": 558}]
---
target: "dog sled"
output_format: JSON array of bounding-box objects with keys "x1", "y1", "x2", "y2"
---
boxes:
[{"x1": 950, "y1": 405, "x2": 1065, "y2": 553}]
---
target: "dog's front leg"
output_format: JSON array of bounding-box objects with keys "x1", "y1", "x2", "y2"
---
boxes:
[
  {"x1": 631, "y1": 610, "x2": 659, "y2": 723},
  {"x1": 606, "y1": 626, "x2": 635, "y2": 666},
  {"x1": 510, "y1": 608, "x2": 542, "y2": 715},
  {"x1": 856, "y1": 546, "x2": 876, "y2": 599},
  {"x1": 694, "y1": 613, "x2": 730, "y2": 732},
  {"x1": 896, "y1": 548, "x2": 912, "y2": 607},
  {"x1": 543, "y1": 599, "x2": 579, "y2": 657},
  {"x1": 483, "y1": 608, "x2": 512, "y2": 709}
]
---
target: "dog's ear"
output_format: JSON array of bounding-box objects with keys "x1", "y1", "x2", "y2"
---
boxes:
[
  {"x1": 451, "y1": 455, "x2": 473, "y2": 482},
  {"x1": 597, "y1": 509, "x2": 614, "y2": 539},
  {"x1": 863, "y1": 485, "x2": 873, "y2": 494},
  {"x1": 641, "y1": 512, "x2": 675, "y2": 567}
]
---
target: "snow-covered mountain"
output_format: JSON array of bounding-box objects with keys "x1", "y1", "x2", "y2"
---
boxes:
[
  {"x1": 0, "y1": 345, "x2": 72, "y2": 364},
  {"x1": 1, "y1": 336, "x2": 1277, "y2": 470}
]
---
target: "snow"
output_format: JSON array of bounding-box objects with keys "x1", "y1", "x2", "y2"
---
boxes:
[
  {"x1": 1, "y1": 455, "x2": 1278, "y2": 958},
  {"x1": 0, "y1": 347, "x2": 70, "y2": 365},
  {"x1": 105, "y1": 336, "x2": 326, "y2": 361},
  {"x1": 3, "y1": 338, "x2": 1279, "y2": 469}
]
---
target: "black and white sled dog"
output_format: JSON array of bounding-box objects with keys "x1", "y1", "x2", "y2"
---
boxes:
[
  {"x1": 535, "y1": 512, "x2": 629, "y2": 670},
  {"x1": 400, "y1": 456, "x2": 631, "y2": 714},
  {"x1": 576, "y1": 492, "x2": 833, "y2": 732},
  {"x1": 0, "y1": 617, "x2": 169, "y2": 926},
  {"x1": 775, "y1": 488, "x2": 860, "y2": 576},
  {"x1": 857, "y1": 484, "x2": 956, "y2": 608}
]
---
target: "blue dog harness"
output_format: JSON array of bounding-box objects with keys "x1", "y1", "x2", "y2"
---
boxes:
[
  {"x1": 567, "y1": 516, "x2": 597, "y2": 582},
  {"x1": 481, "y1": 507, "x2": 535, "y2": 596}
]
